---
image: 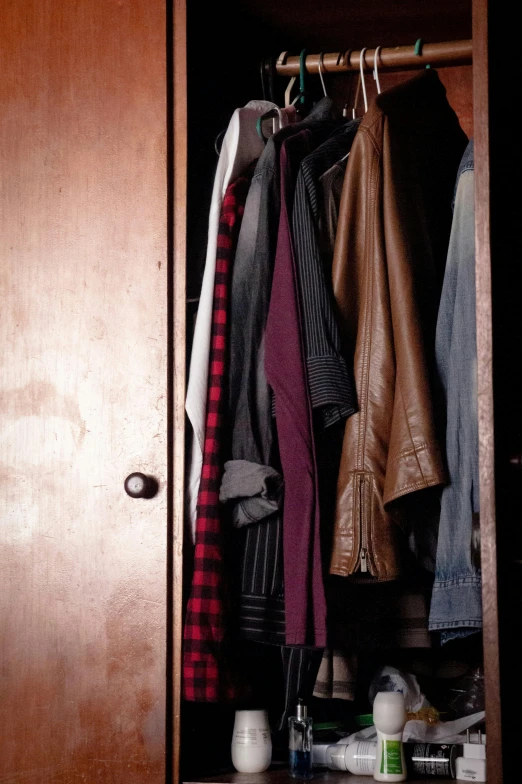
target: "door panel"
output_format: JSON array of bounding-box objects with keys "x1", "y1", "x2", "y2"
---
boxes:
[{"x1": 0, "y1": 1, "x2": 168, "y2": 781}]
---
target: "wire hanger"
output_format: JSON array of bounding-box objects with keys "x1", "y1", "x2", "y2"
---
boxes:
[
  {"x1": 318, "y1": 52, "x2": 328, "y2": 97},
  {"x1": 359, "y1": 47, "x2": 369, "y2": 113},
  {"x1": 373, "y1": 46, "x2": 383, "y2": 94},
  {"x1": 214, "y1": 128, "x2": 226, "y2": 156}
]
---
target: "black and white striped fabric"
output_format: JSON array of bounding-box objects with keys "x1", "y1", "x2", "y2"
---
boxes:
[
  {"x1": 292, "y1": 121, "x2": 360, "y2": 428},
  {"x1": 238, "y1": 516, "x2": 285, "y2": 645},
  {"x1": 278, "y1": 646, "x2": 323, "y2": 731}
]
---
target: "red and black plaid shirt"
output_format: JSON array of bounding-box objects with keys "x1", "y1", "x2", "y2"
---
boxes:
[{"x1": 183, "y1": 165, "x2": 255, "y2": 702}]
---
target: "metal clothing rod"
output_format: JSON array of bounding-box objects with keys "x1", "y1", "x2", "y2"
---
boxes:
[{"x1": 276, "y1": 39, "x2": 472, "y2": 75}]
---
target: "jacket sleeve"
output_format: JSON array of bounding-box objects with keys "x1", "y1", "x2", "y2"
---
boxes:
[
  {"x1": 381, "y1": 117, "x2": 446, "y2": 505},
  {"x1": 228, "y1": 166, "x2": 276, "y2": 467}
]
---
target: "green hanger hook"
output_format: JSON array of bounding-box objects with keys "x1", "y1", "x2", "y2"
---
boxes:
[
  {"x1": 299, "y1": 49, "x2": 308, "y2": 107},
  {"x1": 414, "y1": 38, "x2": 431, "y2": 69}
]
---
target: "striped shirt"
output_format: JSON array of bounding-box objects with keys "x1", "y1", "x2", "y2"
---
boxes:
[{"x1": 292, "y1": 121, "x2": 360, "y2": 427}]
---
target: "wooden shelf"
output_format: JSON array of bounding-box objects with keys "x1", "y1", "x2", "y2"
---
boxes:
[{"x1": 184, "y1": 768, "x2": 454, "y2": 784}]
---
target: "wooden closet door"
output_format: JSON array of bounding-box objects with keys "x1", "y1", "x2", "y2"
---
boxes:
[{"x1": 0, "y1": 1, "x2": 168, "y2": 781}]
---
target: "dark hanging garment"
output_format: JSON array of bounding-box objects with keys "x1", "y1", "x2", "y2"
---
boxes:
[
  {"x1": 291, "y1": 121, "x2": 360, "y2": 428},
  {"x1": 224, "y1": 99, "x2": 341, "y2": 643},
  {"x1": 265, "y1": 130, "x2": 327, "y2": 647}
]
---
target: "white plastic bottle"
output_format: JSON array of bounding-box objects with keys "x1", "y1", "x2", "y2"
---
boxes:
[
  {"x1": 231, "y1": 709, "x2": 272, "y2": 773},
  {"x1": 326, "y1": 740, "x2": 377, "y2": 774},
  {"x1": 373, "y1": 692, "x2": 407, "y2": 782}
]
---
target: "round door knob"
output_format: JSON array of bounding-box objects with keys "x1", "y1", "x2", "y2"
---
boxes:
[{"x1": 124, "y1": 472, "x2": 158, "y2": 499}]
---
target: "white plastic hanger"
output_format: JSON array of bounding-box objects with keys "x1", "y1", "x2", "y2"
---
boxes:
[
  {"x1": 318, "y1": 52, "x2": 328, "y2": 97},
  {"x1": 359, "y1": 47, "x2": 369, "y2": 113},
  {"x1": 373, "y1": 45, "x2": 383, "y2": 94},
  {"x1": 285, "y1": 75, "x2": 297, "y2": 107},
  {"x1": 352, "y1": 74, "x2": 361, "y2": 119}
]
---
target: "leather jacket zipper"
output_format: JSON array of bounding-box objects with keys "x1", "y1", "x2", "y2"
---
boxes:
[{"x1": 358, "y1": 475, "x2": 368, "y2": 573}]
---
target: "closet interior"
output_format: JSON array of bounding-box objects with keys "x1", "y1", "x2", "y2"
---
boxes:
[{"x1": 175, "y1": 0, "x2": 508, "y2": 782}]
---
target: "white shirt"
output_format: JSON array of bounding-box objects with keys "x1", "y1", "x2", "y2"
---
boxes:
[{"x1": 185, "y1": 100, "x2": 277, "y2": 542}]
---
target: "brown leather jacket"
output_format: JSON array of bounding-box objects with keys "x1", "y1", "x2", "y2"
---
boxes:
[{"x1": 330, "y1": 71, "x2": 468, "y2": 580}]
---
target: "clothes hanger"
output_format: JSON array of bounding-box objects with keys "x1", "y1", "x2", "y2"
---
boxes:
[
  {"x1": 286, "y1": 49, "x2": 309, "y2": 112},
  {"x1": 359, "y1": 47, "x2": 369, "y2": 113},
  {"x1": 276, "y1": 51, "x2": 298, "y2": 108},
  {"x1": 342, "y1": 68, "x2": 361, "y2": 121},
  {"x1": 414, "y1": 38, "x2": 432, "y2": 69},
  {"x1": 373, "y1": 45, "x2": 383, "y2": 94},
  {"x1": 257, "y1": 107, "x2": 289, "y2": 142},
  {"x1": 342, "y1": 50, "x2": 353, "y2": 117},
  {"x1": 214, "y1": 128, "x2": 226, "y2": 156},
  {"x1": 318, "y1": 52, "x2": 328, "y2": 97},
  {"x1": 285, "y1": 76, "x2": 298, "y2": 107},
  {"x1": 298, "y1": 49, "x2": 308, "y2": 110},
  {"x1": 256, "y1": 54, "x2": 287, "y2": 142},
  {"x1": 259, "y1": 56, "x2": 278, "y2": 103},
  {"x1": 352, "y1": 74, "x2": 362, "y2": 119}
]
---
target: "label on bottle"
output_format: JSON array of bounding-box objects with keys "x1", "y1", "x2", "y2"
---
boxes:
[
  {"x1": 234, "y1": 728, "x2": 270, "y2": 746},
  {"x1": 352, "y1": 741, "x2": 376, "y2": 774},
  {"x1": 380, "y1": 740, "x2": 404, "y2": 775}
]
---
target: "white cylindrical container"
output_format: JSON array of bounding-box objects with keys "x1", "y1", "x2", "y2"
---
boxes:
[
  {"x1": 373, "y1": 692, "x2": 407, "y2": 782},
  {"x1": 326, "y1": 740, "x2": 377, "y2": 775},
  {"x1": 231, "y1": 709, "x2": 272, "y2": 773}
]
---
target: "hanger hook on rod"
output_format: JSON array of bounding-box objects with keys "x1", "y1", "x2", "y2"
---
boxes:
[
  {"x1": 318, "y1": 52, "x2": 328, "y2": 97},
  {"x1": 359, "y1": 47, "x2": 368, "y2": 112},
  {"x1": 373, "y1": 45, "x2": 383, "y2": 93}
]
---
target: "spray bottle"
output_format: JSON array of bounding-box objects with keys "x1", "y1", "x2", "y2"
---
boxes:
[{"x1": 373, "y1": 691, "x2": 407, "y2": 782}]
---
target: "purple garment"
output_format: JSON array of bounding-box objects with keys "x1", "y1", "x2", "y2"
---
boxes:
[{"x1": 265, "y1": 130, "x2": 327, "y2": 647}]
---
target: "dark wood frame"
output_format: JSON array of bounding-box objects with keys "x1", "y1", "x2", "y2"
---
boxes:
[
  {"x1": 472, "y1": 0, "x2": 503, "y2": 781},
  {"x1": 173, "y1": 0, "x2": 187, "y2": 781},
  {"x1": 172, "y1": 0, "x2": 503, "y2": 780}
]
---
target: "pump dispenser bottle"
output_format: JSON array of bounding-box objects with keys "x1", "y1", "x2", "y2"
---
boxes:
[
  {"x1": 373, "y1": 692, "x2": 407, "y2": 782},
  {"x1": 288, "y1": 698, "x2": 313, "y2": 779}
]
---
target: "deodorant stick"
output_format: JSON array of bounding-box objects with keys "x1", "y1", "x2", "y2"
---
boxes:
[{"x1": 373, "y1": 692, "x2": 407, "y2": 782}]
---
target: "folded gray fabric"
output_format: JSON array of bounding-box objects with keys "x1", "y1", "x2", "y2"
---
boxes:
[{"x1": 220, "y1": 459, "x2": 284, "y2": 527}]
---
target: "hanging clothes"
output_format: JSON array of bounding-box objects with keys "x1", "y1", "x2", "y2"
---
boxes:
[
  {"x1": 330, "y1": 70, "x2": 468, "y2": 580},
  {"x1": 265, "y1": 129, "x2": 327, "y2": 647},
  {"x1": 224, "y1": 97, "x2": 341, "y2": 644},
  {"x1": 185, "y1": 100, "x2": 277, "y2": 543},
  {"x1": 183, "y1": 164, "x2": 255, "y2": 702},
  {"x1": 291, "y1": 121, "x2": 360, "y2": 428},
  {"x1": 429, "y1": 140, "x2": 482, "y2": 641},
  {"x1": 318, "y1": 157, "x2": 348, "y2": 257}
]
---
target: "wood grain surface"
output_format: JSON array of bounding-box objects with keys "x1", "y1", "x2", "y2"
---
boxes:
[
  {"x1": 0, "y1": 1, "x2": 168, "y2": 781},
  {"x1": 172, "y1": 0, "x2": 187, "y2": 782},
  {"x1": 472, "y1": 0, "x2": 503, "y2": 782}
]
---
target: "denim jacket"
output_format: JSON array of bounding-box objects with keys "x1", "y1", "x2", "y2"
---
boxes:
[{"x1": 428, "y1": 140, "x2": 482, "y2": 640}]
